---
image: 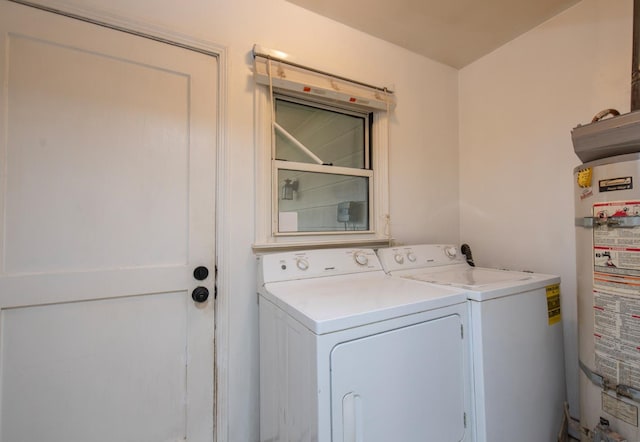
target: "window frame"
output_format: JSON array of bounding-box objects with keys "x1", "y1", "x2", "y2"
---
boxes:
[
  {"x1": 272, "y1": 162, "x2": 375, "y2": 236},
  {"x1": 252, "y1": 50, "x2": 393, "y2": 252},
  {"x1": 271, "y1": 94, "x2": 374, "y2": 236},
  {"x1": 273, "y1": 94, "x2": 372, "y2": 170}
]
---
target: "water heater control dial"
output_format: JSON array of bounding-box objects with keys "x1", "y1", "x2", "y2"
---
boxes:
[
  {"x1": 444, "y1": 246, "x2": 457, "y2": 258},
  {"x1": 394, "y1": 253, "x2": 404, "y2": 264},
  {"x1": 353, "y1": 251, "x2": 369, "y2": 266},
  {"x1": 295, "y1": 257, "x2": 309, "y2": 271}
]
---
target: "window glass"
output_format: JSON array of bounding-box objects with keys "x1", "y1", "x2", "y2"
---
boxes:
[
  {"x1": 275, "y1": 98, "x2": 367, "y2": 169},
  {"x1": 277, "y1": 169, "x2": 369, "y2": 233}
]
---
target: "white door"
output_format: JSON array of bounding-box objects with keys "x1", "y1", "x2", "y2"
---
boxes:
[{"x1": 0, "y1": 2, "x2": 217, "y2": 441}]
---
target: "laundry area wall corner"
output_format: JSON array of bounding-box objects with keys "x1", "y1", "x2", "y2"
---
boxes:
[{"x1": 459, "y1": 0, "x2": 633, "y2": 419}]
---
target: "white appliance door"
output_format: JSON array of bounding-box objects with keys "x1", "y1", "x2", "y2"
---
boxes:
[
  {"x1": 575, "y1": 154, "x2": 640, "y2": 440},
  {"x1": 330, "y1": 314, "x2": 467, "y2": 442},
  {"x1": 0, "y1": 3, "x2": 217, "y2": 441}
]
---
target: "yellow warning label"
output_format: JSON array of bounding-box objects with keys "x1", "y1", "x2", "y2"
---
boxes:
[
  {"x1": 546, "y1": 284, "x2": 561, "y2": 326},
  {"x1": 577, "y1": 167, "x2": 593, "y2": 188}
]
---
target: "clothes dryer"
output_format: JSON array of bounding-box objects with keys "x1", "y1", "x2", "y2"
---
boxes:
[
  {"x1": 377, "y1": 244, "x2": 566, "y2": 442},
  {"x1": 258, "y1": 248, "x2": 473, "y2": 442}
]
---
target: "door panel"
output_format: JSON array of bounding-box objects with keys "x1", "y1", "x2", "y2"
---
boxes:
[
  {"x1": 1, "y1": 292, "x2": 188, "y2": 441},
  {"x1": 0, "y1": 2, "x2": 217, "y2": 441},
  {"x1": 5, "y1": 33, "x2": 190, "y2": 273}
]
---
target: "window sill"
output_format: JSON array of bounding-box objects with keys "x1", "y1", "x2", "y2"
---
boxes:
[{"x1": 252, "y1": 237, "x2": 392, "y2": 254}]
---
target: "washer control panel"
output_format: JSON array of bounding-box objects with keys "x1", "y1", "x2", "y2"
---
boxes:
[
  {"x1": 377, "y1": 244, "x2": 466, "y2": 272},
  {"x1": 259, "y1": 248, "x2": 381, "y2": 284}
]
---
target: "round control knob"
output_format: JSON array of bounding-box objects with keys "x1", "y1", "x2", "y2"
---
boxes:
[
  {"x1": 445, "y1": 246, "x2": 457, "y2": 258},
  {"x1": 353, "y1": 251, "x2": 369, "y2": 266},
  {"x1": 296, "y1": 258, "x2": 309, "y2": 271},
  {"x1": 407, "y1": 252, "x2": 417, "y2": 262},
  {"x1": 394, "y1": 253, "x2": 404, "y2": 264}
]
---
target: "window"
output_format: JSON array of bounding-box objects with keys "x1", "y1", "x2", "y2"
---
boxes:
[
  {"x1": 252, "y1": 45, "x2": 394, "y2": 251},
  {"x1": 274, "y1": 96, "x2": 372, "y2": 233}
]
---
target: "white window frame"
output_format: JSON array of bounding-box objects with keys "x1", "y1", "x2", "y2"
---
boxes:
[
  {"x1": 272, "y1": 94, "x2": 373, "y2": 236},
  {"x1": 252, "y1": 46, "x2": 394, "y2": 252}
]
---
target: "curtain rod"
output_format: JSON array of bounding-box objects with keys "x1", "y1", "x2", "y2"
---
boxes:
[{"x1": 252, "y1": 44, "x2": 394, "y2": 95}]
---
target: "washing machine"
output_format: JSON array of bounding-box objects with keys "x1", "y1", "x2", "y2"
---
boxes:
[
  {"x1": 377, "y1": 244, "x2": 567, "y2": 442},
  {"x1": 258, "y1": 248, "x2": 474, "y2": 442}
]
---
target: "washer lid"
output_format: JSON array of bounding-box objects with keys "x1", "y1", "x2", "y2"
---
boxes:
[
  {"x1": 405, "y1": 266, "x2": 560, "y2": 301},
  {"x1": 260, "y1": 272, "x2": 466, "y2": 334}
]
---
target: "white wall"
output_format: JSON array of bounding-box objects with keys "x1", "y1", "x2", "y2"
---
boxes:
[
  {"x1": 25, "y1": 0, "x2": 461, "y2": 440},
  {"x1": 459, "y1": 0, "x2": 633, "y2": 419}
]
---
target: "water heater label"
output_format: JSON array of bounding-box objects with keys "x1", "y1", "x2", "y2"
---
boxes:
[
  {"x1": 592, "y1": 201, "x2": 640, "y2": 393},
  {"x1": 602, "y1": 393, "x2": 638, "y2": 427},
  {"x1": 599, "y1": 176, "x2": 633, "y2": 192}
]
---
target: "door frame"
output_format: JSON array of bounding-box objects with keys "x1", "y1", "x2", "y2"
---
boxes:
[{"x1": 6, "y1": 1, "x2": 231, "y2": 440}]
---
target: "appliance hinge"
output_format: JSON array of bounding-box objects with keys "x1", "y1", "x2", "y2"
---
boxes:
[
  {"x1": 463, "y1": 412, "x2": 467, "y2": 428},
  {"x1": 461, "y1": 324, "x2": 464, "y2": 339}
]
